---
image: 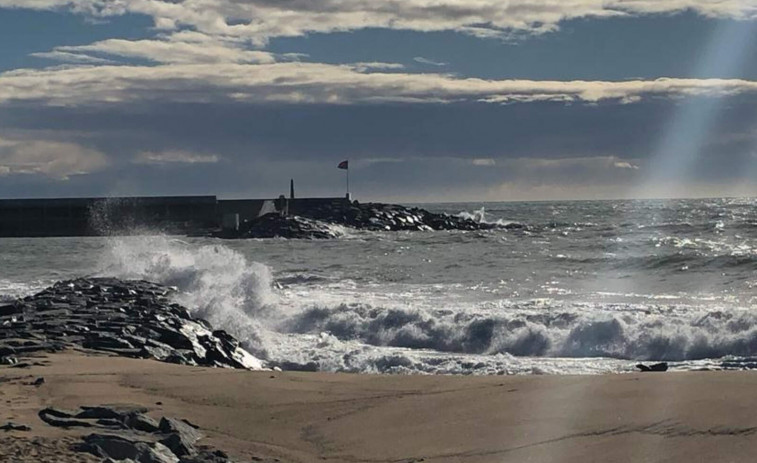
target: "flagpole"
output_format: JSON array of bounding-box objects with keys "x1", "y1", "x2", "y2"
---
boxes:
[{"x1": 346, "y1": 163, "x2": 350, "y2": 198}]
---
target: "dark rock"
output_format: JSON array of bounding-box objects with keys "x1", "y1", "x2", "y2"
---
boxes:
[
  {"x1": 215, "y1": 213, "x2": 341, "y2": 239},
  {"x1": 77, "y1": 405, "x2": 149, "y2": 420},
  {"x1": 636, "y1": 362, "x2": 669, "y2": 372},
  {"x1": 40, "y1": 407, "x2": 78, "y2": 418},
  {"x1": 269, "y1": 360, "x2": 318, "y2": 372},
  {"x1": 159, "y1": 417, "x2": 202, "y2": 445},
  {"x1": 0, "y1": 278, "x2": 262, "y2": 370},
  {"x1": 32, "y1": 377, "x2": 45, "y2": 386},
  {"x1": 215, "y1": 201, "x2": 509, "y2": 239},
  {"x1": 160, "y1": 432, "x2": 195, "y2": 457},
  {"x1": 0, "y1": 422, "x2": 31, "y2": 431},
  {"x1": 38, "y1": 408, "x2": 93, "y2": 428},
  {"x1": 80, "y1": 433, "x2": 178, "y2": 463},
  {"x1": 123, "y1": 412, "x2": 161, "y2": 433}
]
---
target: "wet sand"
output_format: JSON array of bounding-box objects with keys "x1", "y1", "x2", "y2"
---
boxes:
[{"x1": 2, "y1": 351, "x2": 757, "y2": 462}]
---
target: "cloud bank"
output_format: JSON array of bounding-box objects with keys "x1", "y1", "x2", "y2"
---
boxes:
[
  {"x1": 0, "y1": 137, "x2": 107, "y2": 179},
  {"x1": 2, "y1": 0, "x2": 757, "y2": 43},
  {"x1": 3, "y1": 62, "x2": 757, "y2": 107}
]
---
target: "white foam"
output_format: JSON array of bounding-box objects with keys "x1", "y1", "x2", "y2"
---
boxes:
[
  {"x1": 94, "y1": 235, "x2": 757, "y2": 375},
  {"x1": 100, "y1": 235, "x2": 280, "y2": 359}
]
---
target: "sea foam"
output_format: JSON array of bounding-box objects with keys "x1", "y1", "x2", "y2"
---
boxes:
[{"x1": 96, "y1": 235, "x2": 757, "y2": 375}]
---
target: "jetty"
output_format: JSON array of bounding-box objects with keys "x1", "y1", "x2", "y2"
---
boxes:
[{"x1": 0, "y1": 195, "x2": 349, "y2": 237}]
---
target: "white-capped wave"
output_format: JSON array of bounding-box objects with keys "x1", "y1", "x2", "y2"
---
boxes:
[
  {"x1": 100, "y1": 235, "x2": 280, "y2": 358},
  {"x1": 94, "y1": 235, "x2": 757, "y2": 375}
]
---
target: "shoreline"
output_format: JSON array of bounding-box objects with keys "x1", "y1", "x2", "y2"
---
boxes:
[{"x1": 3, "y1": 351, "x2": 757, "y2": 462}]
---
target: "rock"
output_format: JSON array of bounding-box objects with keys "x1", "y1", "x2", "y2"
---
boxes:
[
  {"x1": 269, "y1": 360, "x2": 318, "y2": 372},
  {"x1": 158, "y1": 417, "x2": 202, "y2": 445},
  {"x1": 215, "y1": 213, "x2": 341, "y2": 239},
  {"x1": 159, "y1": 432, "x2": 195, "y2": 457},
  {"x1": 213, "y1": 201, "x2": 513, "y2": 239},
  {"x1": 77, "y1": 405, "x2": 145, "y2": 420},
  {"x1": 636, "y1": 362, "x2": 669, "y2": 372},
  {"x1": 123, "y1": 412, "x2": 161, "y2": 433},
  {"x1": 39, "y1": 408, "x2": 93, "y2": 428},
  {"x1": 80, "y1": 433, "x2": 179, "y2": 463},
  {"x1": 0, "y1": 422, "x2": 31, "y2": 431},
  {"x1": 32, "y1": 377, "x2": 45, "y2": 386},
  {"x1": 48, "y1": 405, "x2": 238, "y2": 463},
  {"x1": 0, "y1": 278, "x2": 264, "y2": 370}
]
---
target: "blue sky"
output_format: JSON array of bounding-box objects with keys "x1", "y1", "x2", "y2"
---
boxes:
[{"x1": 1, "y1": 1, "x2": 757, "y2": 201}]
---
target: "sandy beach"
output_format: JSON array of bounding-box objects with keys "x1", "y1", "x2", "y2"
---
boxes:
[{"x1": 1, "y1": 351, "x2": 756, "y2": 462}]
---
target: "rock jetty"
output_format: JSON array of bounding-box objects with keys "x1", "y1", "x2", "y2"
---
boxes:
[
  {"x1": 215, "y1": 213, "x2": 341, "y2": 239},
  {"x1": 0, "y1": 278, "x2": 263, "y2": 370},
  {"x1": 218, "y1": 201, "x2": 523, "y2": 239}
]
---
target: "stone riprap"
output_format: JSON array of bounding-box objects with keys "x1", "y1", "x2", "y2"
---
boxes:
[
  {"x1": 218, "y1": 201, "x2": 524, "y2": 239},
  {"x1": 297, "y1": 201, "x2": 495, "y2": 232},
  {"x1": 38, "y1": 405, "x2": 254, "y2": 462},
  {"x1": 0, "y1": 278, "x2": 263, "y2": 370},
  {"x1": 214, "y1": 213, "x2": 342, "y2": 239}
]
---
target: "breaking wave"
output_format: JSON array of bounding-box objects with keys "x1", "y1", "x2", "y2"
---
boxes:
[
  {"x1": 100, "y1": 235, "x2": 280, "y2": 358},
  {"x1": 94, "y1": 235, "x2": 757, "y2": 375}
]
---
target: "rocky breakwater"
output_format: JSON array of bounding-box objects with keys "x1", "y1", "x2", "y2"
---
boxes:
[
  {"x1": 0, "y1": 278, "x2": 263, "y2": 370},
  {"x1": 218, "y1": 201, "x2": 525, "y2": 239},
  {"x1": 214, "y1": 213, "x2": 342, "y2": 239}
]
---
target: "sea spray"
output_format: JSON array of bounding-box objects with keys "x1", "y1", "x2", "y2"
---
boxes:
[
  {"x1": 100, "y1": 235, "x2": 280, "y2": 358},
  {"x1": 88, "y1": 225, "x2": 757, "y2": 374}
]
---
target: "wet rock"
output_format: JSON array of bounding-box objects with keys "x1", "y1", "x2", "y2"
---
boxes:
[
  {"x1": 215, "y1": 213, "x2": 341, "y2": 239},
  {"x1": 0, "y1": 278, "x2": 264, "y2": 370},
  {"x1": 636, "y1": 362, "x2": 669, "y2": 372},
  {"x1": 215, "y1": 201, "x2": 508, "y2": 239}
]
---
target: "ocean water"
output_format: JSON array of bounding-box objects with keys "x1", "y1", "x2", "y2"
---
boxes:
[{"x1": 2, "y1": 198, "x2": 757, "y2": 375}]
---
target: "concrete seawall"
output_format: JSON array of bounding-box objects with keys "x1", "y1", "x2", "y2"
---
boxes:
[{"x1": 0, "y1": 195, "x2": 349, "y2": 237}]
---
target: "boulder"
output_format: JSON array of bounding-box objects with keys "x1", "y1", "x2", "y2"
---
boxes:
[{"x1": 636, "y1": 362, "x2": 669, "y2": 372}]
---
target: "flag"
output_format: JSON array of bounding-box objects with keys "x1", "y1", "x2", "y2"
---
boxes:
[{"x1": 338, "y1": 160, "x2": 349, "y2": 170}]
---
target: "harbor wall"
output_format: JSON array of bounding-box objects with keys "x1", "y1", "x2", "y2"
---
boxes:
[{"x1": 0, "y1": 195, "x2": 348, "y2": 237}]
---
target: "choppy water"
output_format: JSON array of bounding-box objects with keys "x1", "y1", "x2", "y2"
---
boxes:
[{"x1": 2, "y1": 198, "x2": 757, "y2": 375}]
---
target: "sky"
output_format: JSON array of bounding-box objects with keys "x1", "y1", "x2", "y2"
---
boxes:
[{"x1": 2, "y1": 2, "x2": 757, "y2": 201}]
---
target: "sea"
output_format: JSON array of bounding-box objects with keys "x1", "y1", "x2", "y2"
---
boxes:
[{"x1": 2, "y1": 198, "x2": 757, "y2": 375}]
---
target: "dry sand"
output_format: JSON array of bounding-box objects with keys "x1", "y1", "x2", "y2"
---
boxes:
[{"x1": 2, "y1": 351, "x2": 757, "y2": 462}]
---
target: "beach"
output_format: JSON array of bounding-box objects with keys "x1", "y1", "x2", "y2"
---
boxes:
[{"x1": 3, "y1": 350, "x2": 757, "y2": 462}]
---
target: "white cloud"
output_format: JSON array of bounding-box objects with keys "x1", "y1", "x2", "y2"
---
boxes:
[
  {"x1": 2, "y1": 62, "x2": 757, "y2": 107},
  {"x1": 30, "y1": 50, "x2": 116, "y2": 64},
  {"x1": 2, "y1": 1, "x2": 757, "y2": 43},
  {"x1": 53, "y1": 35, "x2": 276, "y2": 64},
  {"x1": 134, "y1": 150, "x2": 220, "y2": 164},
  {"x1": 613, "y1": 160, "x2": 639, "y2": 169},
  {"x1": 414, "y1": 57, "x2": 448, "y2": 67},
  {"x1": 472, "y1": 158, "x2": 496, "y2": 166},
  {"x1": 0, "y1": 137, "x2": 108, "y2": 179}
]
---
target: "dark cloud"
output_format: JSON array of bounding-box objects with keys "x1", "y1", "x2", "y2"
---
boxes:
[{"x1": 0, "y1": 94, "x2": 756, "y2": 200}]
